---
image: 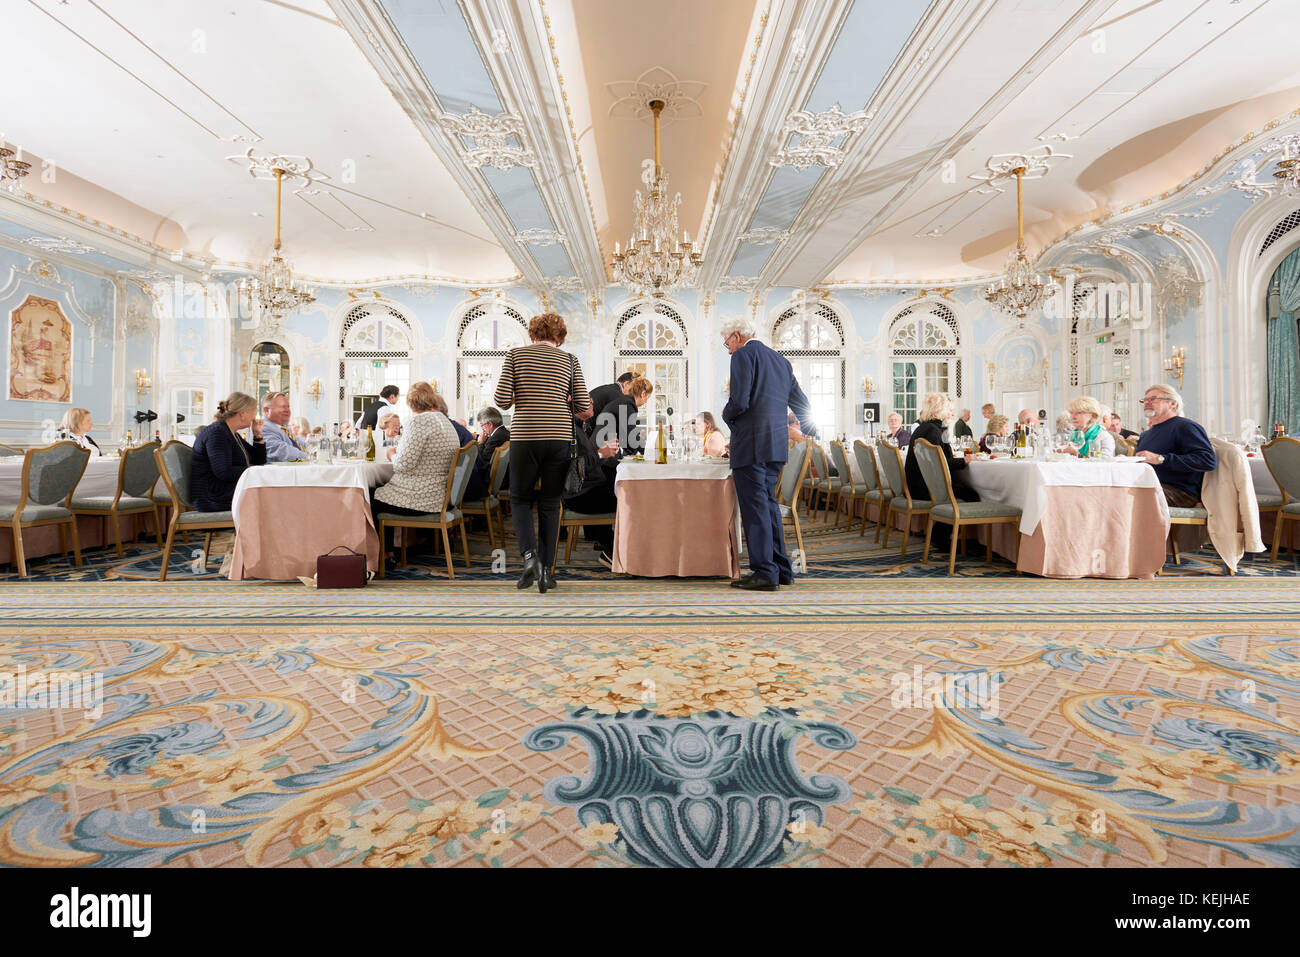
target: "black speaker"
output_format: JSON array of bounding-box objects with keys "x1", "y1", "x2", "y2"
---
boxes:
[{"x1": 859, "y1": 402, "x2": 880, "y2": 424}]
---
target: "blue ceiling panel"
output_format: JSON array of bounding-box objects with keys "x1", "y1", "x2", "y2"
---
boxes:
[
  {"x1": 804, "y1": 0, "x2": 933, "y2": 114},
  {"x1": 529, "y1": 243, "x2": 575, "y2": 277},
  {"x1": 748, "y1": 166, "x2": 825, "y2": 231},
  {"x1": 480, "y1": 167, "x2": 558, "y2": 232},
  {"x1": 728, "y1": 242, "x2": 778, "y2": 278},
  {"x1": 379, "y1": 0, "x2": 503, "y2": 115}
]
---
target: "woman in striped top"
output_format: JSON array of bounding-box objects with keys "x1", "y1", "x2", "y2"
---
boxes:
[{"x1": 494, "y1": 312, "x2": 593, "y2": 592}]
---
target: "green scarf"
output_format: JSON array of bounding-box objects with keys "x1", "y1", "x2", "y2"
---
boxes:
[{"x1": 1079, "y1": 422, "x2": 1102, "y2": 457}]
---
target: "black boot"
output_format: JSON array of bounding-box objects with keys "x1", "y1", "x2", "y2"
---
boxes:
[
  {"x1": 517, "y1": 550, "x2": 541, "y2": 590},
  {"x1": 540, "y1": 564, "x2": 557, "y2": 593}
]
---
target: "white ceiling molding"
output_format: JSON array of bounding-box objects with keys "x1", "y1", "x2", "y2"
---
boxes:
[
  {"x1": 716, "y1": 276, "x2": 761, "y2": 292},
  {"x1": 968, "y1": 144, "x2": 1072, "y2": 193},
  {"x1": 765, "y1": 0, "x2": 1117, "y2": 288},
  {"x1": 19, "y1": 235, "x2": 98, "y2": 255},
  {"x1": 436, "y1": 107, "x2": 538, "y2": 171},
  {"x1": 769, "y1": 104, "x2": 873, "y2": 171},
  {"x1": 736, "y1": 227, "x2": 790, "y2": 246},
  {"x1": 605, "y1": 67, "x2": 707, "y2": 123},
  {"x1": 225, "y1": 149, "x2": 325, "y2": 186},
  {"x1": 327, "y1": 0, "x2": 548, "y2": 288},
  {"x1": 461, "y1": 0, "x2": 608, "y2": 292},
  {"x1": 696, "y1": 0, "x2": 854, "y2": 292},
  {"x1": 514, "y1": 228, "x2": 567, "y2": 246}
]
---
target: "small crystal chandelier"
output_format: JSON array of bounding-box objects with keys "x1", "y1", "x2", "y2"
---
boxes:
[
  {"x1": 241, "y1": 167, "x2": 316, "y2": 320},
  {"x1": 1274, "y1": 136, "x2": 1300, "y2": 198},
  {"x1": 610, "y1": 99, "x2": 702, "y2": 297},
  {"x1": 1, "y1": 146, "x2": 32, "y2": 193},
  {"x1": 984, "y1": 166, "x2": 1056, "y2": 325}
]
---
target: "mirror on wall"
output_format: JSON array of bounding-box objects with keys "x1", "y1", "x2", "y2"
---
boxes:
[
  {"x1": 172, "y1": 388, "x2": 205, "y2": 438},
  {"x1": 251, "y1": 341, "x2": 290, "y2": 410}
]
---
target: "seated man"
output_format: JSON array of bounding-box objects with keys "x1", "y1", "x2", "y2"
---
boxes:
[
  {"x1": 260, "y1": 391, "x2": 308, "y2": 462},
  {"x1": 953, "y1": 408, "x2": 974, "y2": 439},
  {"x1": 1133, "y1": 383, "x2": 1217, "y2": 507},
  {"x1": 473, "y1": 406, "x2": 511, "y2": 493},
  {"x1": 1103, "y1": 411, "x2": 1138, "y2": 439},
  {"x1": 1017, "y1": 408, "x2": 1040, "y2": 430}
]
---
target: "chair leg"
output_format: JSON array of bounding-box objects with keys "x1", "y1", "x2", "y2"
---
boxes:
[
  {"x1": 112, "y1": 509, "x2": 124, "y2": 557},
  {"x1": 484, "y1": 510, "x2": 496, "y2": 552},
  {"x1": 898, "y1": 511, "x2": 909, "y2": 557},
  {"x1": 152, "y1": 506, "x2": 164, "y2": 547},
  {"x1": 12, "y1": 526, "x2": 27, "y2": 579},
  {"x1": 459, "y1": 522, "x2": 471, "y2": 568},
  {"x1": 922, "y1": 518, "x2": 934, "y2": 563},
  {"x1": 1272, "y1": 516, "x2": 1284, "y2": 562},
  {"x1": 159, "y1": 521, "x2": 177, "y2": 582},
  {"x1": 69, "y1": 518, "x2": 83, "y2": 567},
  {"x1": 202, "y1": 532, "x2": 212, "y2": 569},
  {"x1": 441, "y1": 527, "x2": 455, "y2": 579},
  {"x1": 986, "y1": 524, "x2": 994, "y2": 564},
  {"x1": 860, "y1": 499, "x2": 870, "y2": 536},
  {"x1": 881, "y1": 506, "x2": 892, "y2": 549},
  {"x1": 948, "y1": 526, "x2": 959, "y2": 575},
  {"x1": 1171, "y1": 527, "x2": 1181, "y2": 565},
  {"x1": 793, "y1": 511, "x2": 805, "y2": 558},
  {"x1": 401, "y1": 531, "x2": 409, "y2": 567},
  {"x1": 564, "y1": 526, "x2": 577, "y2": 565},
  {"x1": 58, "y1": 522, "x2": 68, "y2": 558},
  {"x1": 377, "y1": 522, "x2": 387, "y2": 579}
]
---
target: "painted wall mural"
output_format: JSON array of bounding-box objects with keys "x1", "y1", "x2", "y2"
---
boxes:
[{"x1": 8, "y1": 294, "x2": 72, "y2": 402}]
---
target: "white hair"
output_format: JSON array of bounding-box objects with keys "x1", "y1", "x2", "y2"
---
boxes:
[
  {"x1": 1145, "y1": 382, "x2": 1184, "y2": 416},
  {"x1": 719, "y1": 315, "x2": 756, "y2": 341}
]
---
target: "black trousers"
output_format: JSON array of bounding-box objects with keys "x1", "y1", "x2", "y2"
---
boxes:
[
  {"x1": 509, "y1": 439, "x2": 570, "y2": 564},
  {"x1": 564, "y1": 482, "x2": 618, "y2": 553}
]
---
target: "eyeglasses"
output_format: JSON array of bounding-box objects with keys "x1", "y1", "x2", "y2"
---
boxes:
[{"x1": 1141, "y1": 395, "x2": 1172, "y2": 404}]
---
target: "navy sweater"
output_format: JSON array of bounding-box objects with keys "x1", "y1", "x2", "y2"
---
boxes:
[
  {"x1": 191, "y1": 422, "x2": 266, "y2": 512},
  {"x1": 1134, "y1": 416, "x2": 1217, "y2": 499}
]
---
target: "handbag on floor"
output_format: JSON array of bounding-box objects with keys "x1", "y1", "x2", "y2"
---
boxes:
[{"x1": 317, "y1": 545, "x2": 367, "y2": 588}]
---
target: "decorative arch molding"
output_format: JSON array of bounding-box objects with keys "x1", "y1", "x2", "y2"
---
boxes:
[
  {"x1": 1226, "y1": 199, "x2": 1300, "y2": 426},
  {"x1": 610, "y1": 296, "x2": 693, "y2": 352},
  {"x1": 882, "y1": 296, "x2": 965, "y2": 401},
  {"x1": 450, "y1": 296, "x2": 531, "y2": 407},
  {"x1": 450, "y1": 296, "x2": 531, "y2": 349},
  {"x1": 608, "y1": 296, "x2": 693, "y2": 410}
]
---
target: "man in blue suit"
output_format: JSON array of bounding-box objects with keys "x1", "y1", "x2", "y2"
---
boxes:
[{"x1": 721, "y1": 316, "x2": 815, "y2": 591}]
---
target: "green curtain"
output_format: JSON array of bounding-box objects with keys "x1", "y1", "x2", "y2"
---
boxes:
[{"x1": 1268, "y1": 247, "x2": 1300, "y2": 435}]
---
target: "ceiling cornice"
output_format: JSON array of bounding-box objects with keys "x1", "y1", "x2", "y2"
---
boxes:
[
  {"x1": 764, "y1": 0, "x2": 1116, "y2": 287},
  {"x1": 326, "y1": 0, "x2": 549, "y2": 288},
  {"x1": 696, "y1": 0, "x2": 850, "y2": 292}
]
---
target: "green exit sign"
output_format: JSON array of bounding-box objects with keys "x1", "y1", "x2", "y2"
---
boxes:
[{"x1": 371, "y1": 360, "x2": 387, "y2": 368}]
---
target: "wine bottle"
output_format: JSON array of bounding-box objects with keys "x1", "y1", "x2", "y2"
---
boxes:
[
  {"x1": 125, "y1": 429, "x2": 132, "y2": 447},
  {"x1": 1015, "y1": 425, "x2": 1027, "y2": 455},
  {"x1": 364, "y1": 427, "x2": 376, "y2": 462},
  {"x1": 154, "y1": 429, "x2": 161, "y2": 443},
  {"x1": 656, "y1": 422, "x2": 667, "y2": 465}
]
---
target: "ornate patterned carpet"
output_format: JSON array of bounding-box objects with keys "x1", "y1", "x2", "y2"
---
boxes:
[{"x1": 2, "y1": 521, "x2": 1298, "y2": 868}]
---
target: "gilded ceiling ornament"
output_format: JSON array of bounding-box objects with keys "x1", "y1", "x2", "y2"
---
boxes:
[
  {"x1": 514, "y1": 228, "x2": 566, "y2": 246},
  {"x1": 969, "y1": 145, "x2": 1071, "y2": 194},
  {"x1": 1155, "y1": 254, "x2": 1202, "y2": 321},
  {"x1": 21, "y1": 236, "x2": 97, "y2": 255},
  {"x1": 545, "y1": 276, "x2": 584, "y2": 292},
  {"x1": 770, "y1": 104, "x2": 872, "y2": 170},
  {"x1": 716, "y1": 276, "x2": 759, "y2": 292},
  {"x1": 438, "y1": 106, "x2": 537, "y2": 171}
]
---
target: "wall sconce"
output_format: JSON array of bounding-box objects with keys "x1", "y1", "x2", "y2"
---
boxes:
[
  {"x1": 1042, "y1": 358, "x2": 1049, "y2": 386},
  {"x1": 862, "y1": 375, "x2": 876, "y2": 399},
  {"x1": 306, "y1": 377, "x2": 323, "y2": 408},
  {"x1": 135, "y1": 368, "x2": 152, "y2": 404},
  {"x1": 1164, "y1": 345, "x2": 1186, "y2": 389},
  {"x1": 293, "y1": 365, "x2": 302, "y2": 393},
  {"x1": 988, "y1": 362, "x2": 996, "y2": 393}
]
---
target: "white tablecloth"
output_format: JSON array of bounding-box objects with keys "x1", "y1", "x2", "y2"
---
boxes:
[
  {"x1": 965, "y1": 458, "x2": 1167, "y2": 536},
  {"x1": 0, "y1": 457, "x2": 123, "y2": 508},
  {"x1": 1249, "y1": 455, "x2": 1281, "y2": 497},
  {"x1": 613, "y1": 460, "x2": 733, "y2": 488},
  {"x1": 231, "y1": 461, "x2": 394, "y2": 525}
]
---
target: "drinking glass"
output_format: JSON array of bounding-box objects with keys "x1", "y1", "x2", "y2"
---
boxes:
[{"x1": 1067, "y1": 429, "x2": 1085, "y2": 456}]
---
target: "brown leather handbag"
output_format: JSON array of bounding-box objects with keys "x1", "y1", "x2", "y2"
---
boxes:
[{"x1": 317, "y1": 545, "x2": 367, "y2": 588}]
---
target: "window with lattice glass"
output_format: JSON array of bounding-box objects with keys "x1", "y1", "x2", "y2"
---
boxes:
[{"x1": 893, "y1": 361, "x2": 918, "y2": 425}]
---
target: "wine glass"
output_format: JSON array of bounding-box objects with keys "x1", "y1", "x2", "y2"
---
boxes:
[
  {"x1": 341, "y1": 435, "x2": 358, "y2": 460},
  {"x1": 1067, "y1": 428, "x2": 1085, "y2": 456}
]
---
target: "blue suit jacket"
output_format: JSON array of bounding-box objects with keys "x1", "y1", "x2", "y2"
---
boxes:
[{"x1": 722, "y1": 339, "x2": 814, "y2": 469}]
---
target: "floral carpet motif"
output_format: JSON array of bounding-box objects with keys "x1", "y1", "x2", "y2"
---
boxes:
[{"x1": 2, "y1": 609, "x2": 1298, "y2": 867}]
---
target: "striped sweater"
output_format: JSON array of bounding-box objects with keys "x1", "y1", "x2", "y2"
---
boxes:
[{"x1": 494, "y1": 343, "x2": 591, "y2": 441}]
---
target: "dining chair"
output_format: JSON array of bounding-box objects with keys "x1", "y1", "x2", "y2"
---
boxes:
[
  {"x1": 2, "y1": 441, "x2": 90, "y2": 578},
  {"x1": 912, "y1": 438, "x2": 1023, "y2": 574},
  {"x1": 875, "y1": 439, "x2": 930, "y2": 557},
  {"x1": 377, "y1": 442, "x2": 477, "y2": 579},
  {"x1": 1112, "y1": 436, "x2": 1134, "y2": 456},
  {"x1": 460, "y1": 441, "x2": 510, "y2": 552},
  {"x1": 799, "y1": 443, "x2": 837, "y2": 521},
  {"x1": 71, "y1": 441, "x2": 163, "y2": 556},
  {"x1": 556, "y1": 504, "x2": 615, "y2": 568},
  {"x1": 0, "y1": 444, "x2": 21, "y2": 457},
  {"x1": 776, "y1": 440, "x2": 812, "y2": 559},
  {"x1": 828, "y1": 441, "x2": 867, "y2": 529},
  {"x1": 853, "y1": 440, "x2": 891, "y2": 541},
  {"x1": 1263, "y1": 436, "x2": 1300, "y2": 562},
  {"x1": 154, "y1": 440, "x2": 236, "y2": 581}
]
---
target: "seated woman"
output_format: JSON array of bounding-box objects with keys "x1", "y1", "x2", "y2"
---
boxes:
[
  {"x1": 56, "y1": 407, "x2": 101, "y2": 455},
  {"x1": 190, "y1": 392, "x2": 266, "y2": 512},
  {"x1": 884, "y1": 412, "x2": 911, "y2": 448},
  {"x1": 594, "y1": 374, "x2": 653, "y2": 456},
  {"x1": 905, "y1": 392, "x2": 978, "y2": 548},
  {"x1": 289, "y1": 416, "x2": 311, "y2": 440},
  {"x1": 377, "y1": 411, "x2": 402, "y2": 449},
  {"x1": 979, "y1": 413, "x2": 1011, "y2": 453},
  {"x1": 370, "y1": 381, "x2": 460, "y2": 548},
  {"x1": 1063, "y1": 397, "x2": 1116, "y2": 457},
  {"x1": 694, "y1": 411, "x2": 727, "y2": 458},
  {"x1": 562, "y1": 417, "x2": 622, "y2": 567}
]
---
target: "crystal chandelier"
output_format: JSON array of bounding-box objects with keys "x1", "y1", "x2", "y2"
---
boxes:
[
  {"x1": 1274, "y1": 136, "x2": 1300, "y2": 198},
  {"x1": 1, "y1": 146, "x2": 32, "y2": 193},
  {"x1": 984, "y1": 166, "x2": 1056, "y2": 324},
  {"x1": 241, "y1": 167, "x2": 316, "y2": 321},
  {"x1": 610, "y1": 100, "x2": 702, "y2": 297}
]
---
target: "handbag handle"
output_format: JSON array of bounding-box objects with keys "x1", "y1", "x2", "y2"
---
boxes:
[
  {"x1": 322, "y1": 545, "x2": 362, "y2": 557},
  {"x1": 568, "y1": 354, "x2": 578, "y2": 449}
]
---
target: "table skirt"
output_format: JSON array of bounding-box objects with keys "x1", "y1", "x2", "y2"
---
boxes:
[
  {"x1": 229, "y1": 486, "x2": 379, "y2": 581},
  {"x1": 613, "y1": 477, "x2": 740, "y2": 578}
]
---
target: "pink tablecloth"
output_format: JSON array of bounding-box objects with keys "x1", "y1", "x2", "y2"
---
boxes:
[
  {"x1": 228, "y1": 486, "x2": 379, "y2": 581},
  {"x1": 612, "y1": 477, "x2": 740, "y2": 578}
]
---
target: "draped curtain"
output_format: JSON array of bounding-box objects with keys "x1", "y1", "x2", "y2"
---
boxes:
[{"x1": 1267, "y1": 247, "x2": 1300, "y2": 435}]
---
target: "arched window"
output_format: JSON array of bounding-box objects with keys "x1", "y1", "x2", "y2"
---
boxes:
[
  {"x1": 340, "y1": 303, "x2": 414, "y2": 425},
  {"x1": 614, "y1": 301, "x2": 688, "y2": 433},
  {"x1": 888, "y1": 301, "x2": 959, "y2": 425},
  {"x1": 772, "y1": 301, "x2": 845, "y2": 437},
  {"x1": 1071, "y1": 276, "x2": 1131, "y2": 419},
  {"x1": 250, "y1": 341, "x2": 290, "y2": 412},
  {"x1": 456, "y1": 301, "x2": 528, "y2": 420}
]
